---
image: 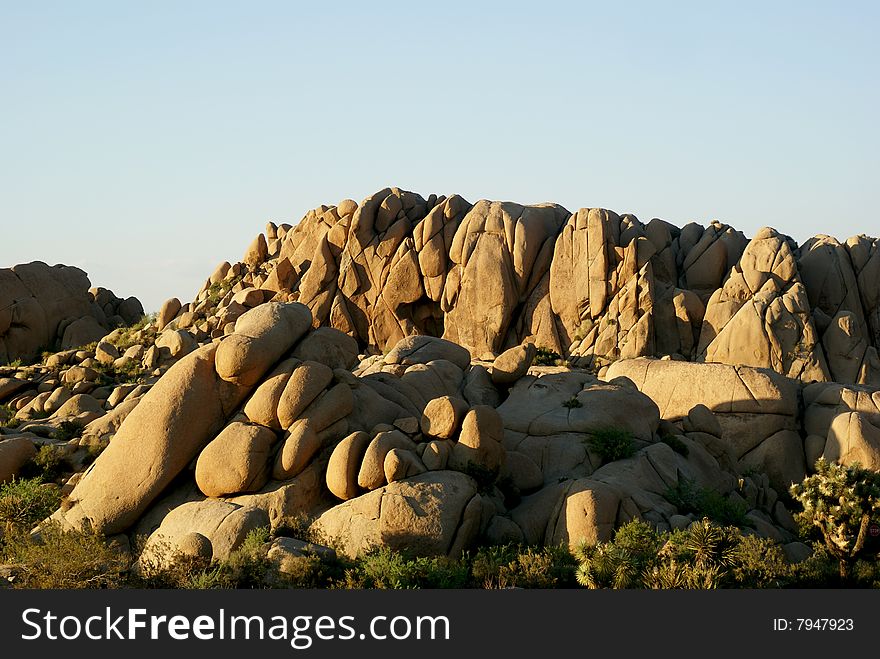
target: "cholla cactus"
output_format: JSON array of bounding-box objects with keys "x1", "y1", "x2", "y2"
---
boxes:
[{"x1": 790, "y1": 458, "x2": 880, "y2": 582}]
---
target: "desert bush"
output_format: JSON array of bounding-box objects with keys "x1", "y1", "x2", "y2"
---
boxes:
[
  {"x1": 665, "y1": 478, "x2": 748, "y2": 527},
  {"x1": 533, "y1": 347, "x2": 563, "y2": 366},
  {"x1": 574, "y1": 520, "x2": 663, "y2": 588},
  {"x1": 575, "y1": 519, "x2": 792, "y2": 589},
  {"x1": 94, "y1": 359, "x2": 146, "y2": 385},
  {"x1": 338, "y1": 548, "x2": 469, "y2": 589},
  {"x1": 587, "y1": 427, "x2": 636, "y2": 462},
  {"x1": 0, "y1": 477, "x2": 60, "y2": 530},
  {"x1": 1, "y1": 522, "x2": 128, "y2": 588},
  {"x1": 0, "y1": 403, "x2": 20, "y2": 429},
  {"x1": 18, "y1": 444, "x2": 68, "y2": 482},
  {"x1": 471, "y1": 544, "x2": 577, "y2": 589},
  {"x1": 52, "y1": 420, "x2": 82, "y2": 442},
  {"x1": 790, "y1": 458, "x2": 880, "y2": 583}
]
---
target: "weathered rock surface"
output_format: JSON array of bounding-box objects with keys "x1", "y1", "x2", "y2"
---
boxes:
[{"x1": 311, "y1": 470, "x2": 479, "y2": 557}]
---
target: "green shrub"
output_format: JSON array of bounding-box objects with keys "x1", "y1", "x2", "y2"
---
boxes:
[
  {"x1": 463, "y1": 461, "x2": 498, "y2": 494},
  {"x1": 110, "y1": 313, "x2": 158, "y2": 351},
  {"x1": 665, "y1": 478, "x2": 748, "y2": 527},
  {"x1": 338, "y1": 547, "x2": 469, "y2": 589},
  {"x1": 18, "y1": 445, "x2": 68, "y2": 482},
  {"x1": 0, "y1": 404, "x2": 20, "y2": 429},
  {"x1": 574, "y1": 520, "x2": 663, "y2": 588},
  {"x1": 587, "y1": 427, "x2": 636, "y2": 462},
  {"x1": 562, "y1": 396, "x2": 582, "y2": 409},
  {"x1": 533, "y1": 347, "x2": 563, "y2": 366},
  {"x1": 1, "y1": 522, "x2": 128, "y2": 588},
  {"x1": 471, "y1": 544, "x2": 577, "y2": 589},
  {"x1": 52, "y1": 419, "x2": 83, "y2": 442},
  {"x1": 790, "y1": 458, "x2": 880, "y2": 583},
  {"x1": 0, "y1": 478, "x2": 60, "y2": 530},
  {"x1": 574, "y1": 519, "x2": 793, "y2": 589},
  {"x1": 94, "y1": 358, "x2": 146, "y2": 385},
  {"x1": 660, "y1": 434, "x2": 689, "y2": 456},
  {"x1": 0, "y1": 403, "x2": 14, "y2": 423}
]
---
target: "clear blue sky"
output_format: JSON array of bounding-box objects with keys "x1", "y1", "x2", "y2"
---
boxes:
[{"x1": 2, "y1": 1, "x2": 877, "y2": 312}]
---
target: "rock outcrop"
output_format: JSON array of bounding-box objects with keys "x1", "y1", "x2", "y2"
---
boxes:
[
  {"x1": 159, "y1": 188, "x2": 879, "y2": 389},
  {"x1": 4, "y1": 186, "x2": 880, "y2": 570},
  {"x1": 0, "y1": 262, "x2": 143, "y2": 365}
]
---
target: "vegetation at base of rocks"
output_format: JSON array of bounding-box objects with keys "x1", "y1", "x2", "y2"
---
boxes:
[
  {"x1": 334, "y1": 544, "x2": 577, "y2": 589},
  {"x1": 52, "y1": 419, "x2": 83, "y2": 442},
  {"x1": 0, "y1": 522, "x2": 128, "y2": 589},
  {"x1": 659, "y1": 434, "x2": 689, "y2": 456},
  {"x1": 470, "y1": 544, "x2": 578, "y2": 588},
  {"x1": 109, "y1": 313, "x2": 157, "y2": 351},
  {"x1": 92, "y1": 531, "x2": 581, "y2": 590},
  {"x1": 587, "y1": 427, "x2": 636, "y2": 462},
  {"x1": 4, "y1": 517, "x2": 880, "y2": 589},
  {"x1": 575, "y1": 519, "x2": 792, "y2": 589},
  {"x1": 17, "y1": 445, "x2": 69, "y2": 482},
  {"x1": 0, "y1": 403, "x2": 19, "y2": 428},
  {"x1": 665, "y1": 478, "x2": 749, "y2": 527},
  {"x1": 136, "y1": 527, "x2": 274, "y2": 589},
  {"x1": 93, "y1": 358, "x2": 147, "y2": 385},
  {"x1": 790, "y1": 458, "x2": 880, "y2": 583},
  {"x1": 533, "y1": 346, "x2": 564, "y2": 366},
  {"x1": 463, "y1": 461, "x2": 499, "y2": 494},
  {"x1": 336, "y1": 548, "x2": 470, "y2": 589},
  {"x1": 0, "y1": 477, "x2": 61, "y2": 531}
]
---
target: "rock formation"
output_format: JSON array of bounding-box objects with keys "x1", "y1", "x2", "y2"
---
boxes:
[
  {"x1": 2, "y1": 186, "x2": 879, "y2": 570},
  {"x1": 1, "y1": 261, "x2": 143, "y2": 364}
]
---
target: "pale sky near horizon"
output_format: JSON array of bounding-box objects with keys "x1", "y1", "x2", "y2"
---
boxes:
[{"x1": 2, "y1": 1, "x2": 878, "y2": 313}]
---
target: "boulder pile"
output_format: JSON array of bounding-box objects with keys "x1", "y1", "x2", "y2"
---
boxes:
[{"x1": 2, "y1": 187, "x2": 879, "y2": 567}]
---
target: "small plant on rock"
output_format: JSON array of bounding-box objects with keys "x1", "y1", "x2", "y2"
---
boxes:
[
  {"x1": 533, "y1": 347, "x2": 564, "y2": 366},
  {"x1": 587, "y1": 427, "x2": 635, "y2": 462},
  {"x1": 665, "y1": 478, "x2": 748, "y2": 527}
]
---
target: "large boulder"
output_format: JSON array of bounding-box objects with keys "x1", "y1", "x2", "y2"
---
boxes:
[
  {"x1": 498, "y1": 371, "x2": 659, "y2": 442},
  {"x1": 823, "y1": 411, "x2": 880, "y2": 470},
  {"x1": 53, "y1": 344, "x2": 239, "y2": 534},
  {"x1": 696, "y1": 228, "x2": 828, "y2": 381},
  {"x1": 137, "y1": 499, "x2": 269, "y2": 569},
  {"x1": 311, "y1": 470, "x2": 480, "y2": 557},
  {"x1": 383, "y1": 335, "x2": 472, "y2": 370},
  {"x1": 195, "y1": 422, "x2": 277, "y2": 497},
  {"x1": 215, "y1": 302, "x2": 312, "y2": 387},
  {"x1": 0, "y1": 437, "x2": 37, "y2": 483}
]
